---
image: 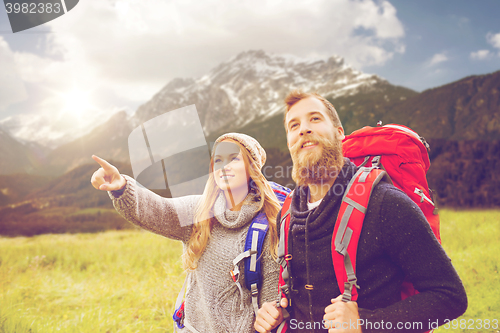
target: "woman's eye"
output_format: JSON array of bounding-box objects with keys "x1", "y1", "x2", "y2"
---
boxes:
[
  {"x1": 290, "y1": 123, "x2": 298, "y2": 129},
  {"x1": 214, "y1": 159, "x2": 221, "y2": 163},
  {"x1": 312, "y1": 117, "x2": 320, "y2": 121},
  {"x1": 232, "y1": 157, "x2": 240, "y2": 161}
]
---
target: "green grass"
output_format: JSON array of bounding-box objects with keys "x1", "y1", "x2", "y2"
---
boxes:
[
  {"x1": 66, "y1": 208, "x2": 118, "y2": 216},
  {"x1": 0, "y1": 231, "x2": 185, "y2": 333},
  {"x1": 435, "y1": 209, "x2": 500, "y2": 333},
  {"x1": 30, "y1": 206, "x2": 76, "y2": 217},
  {"x1": 0, "y1": 209, "x2": 498, "y2": 333}
]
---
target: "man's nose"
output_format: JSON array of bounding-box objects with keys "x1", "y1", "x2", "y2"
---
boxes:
[{"x1": 299, "y1": 123, "x2": 312, "y2": 136}]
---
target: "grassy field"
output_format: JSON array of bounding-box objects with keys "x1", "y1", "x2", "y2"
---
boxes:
[
  {"x1": 0, "y1": 209, "x2": 499, "y2": 333},
  {"x1": 435, "y1": 209, "x2": 500, "y2": 333},
  {"x1": 0, "y1": 231, "x2": 185, "y2": 333}
]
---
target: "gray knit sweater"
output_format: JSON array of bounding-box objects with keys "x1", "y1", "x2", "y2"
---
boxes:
[{"x1": 109, "y1": 175, "x2": 280, "y2": 333}]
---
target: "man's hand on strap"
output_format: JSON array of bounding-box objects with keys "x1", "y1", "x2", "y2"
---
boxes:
[
  {"x1": 255, "y1": 298, "x2": 288, "y2": 333},
  {"x1": 323, "y1": 295, "x2": 361, "y2": 333}
]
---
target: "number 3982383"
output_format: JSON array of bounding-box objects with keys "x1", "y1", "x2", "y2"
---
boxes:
[{"x1": 5, "y1": 2, "x2": 61, "y2": 14}]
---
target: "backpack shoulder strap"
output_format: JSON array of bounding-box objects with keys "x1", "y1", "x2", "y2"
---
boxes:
[
  {"x1": 230, "y1": 211, "x2": 269, "y2": 316},
  {"x1": 275, "y1": 191, "x2": 294, "y2": 333},
  {"x1": 270, "y1": 181, "x2": 292, "y2": 203},
  {"x1": 173, "y1": 274, "x2": 188, "y2": 330},
  {"x1": 278, "y1": 190, "x2": 293, "y2": 300},
  {"x1": 244, "y1": 212, "x2": 269, "y2": 298},
  {"x1": 173, "y1": 274, "x2": 202, "y2": 333},
  {"x1": 332, "y1": 165, "x2": 388, "y2": 302}
]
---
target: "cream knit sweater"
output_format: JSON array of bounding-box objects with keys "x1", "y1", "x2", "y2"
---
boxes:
[{"x1": 109, "y1": 175, "x2": 280, "y2": 333}]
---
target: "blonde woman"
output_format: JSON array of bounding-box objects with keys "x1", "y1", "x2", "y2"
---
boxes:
[{"x1": 91, "y1": 133, "x2": 290, "y2": 333}]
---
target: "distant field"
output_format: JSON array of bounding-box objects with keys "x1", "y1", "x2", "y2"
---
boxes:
[
  {"x1": 0, "y1": 209, "x2": 499, "y2": 333},
  {"x1": 0, "y1": 231, "x2": 185, "y2": 333},
  {"x1": 435, "y1": 209, "x2": 500, "y2": 333}
]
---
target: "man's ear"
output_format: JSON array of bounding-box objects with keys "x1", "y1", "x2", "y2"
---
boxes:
[{"x1": 337, "y1": 126, "x2": 345, "y2": 140}]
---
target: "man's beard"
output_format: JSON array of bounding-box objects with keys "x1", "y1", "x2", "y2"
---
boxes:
[{"x1": 290, "y1": 134, "x2": 344, "y2": 187}]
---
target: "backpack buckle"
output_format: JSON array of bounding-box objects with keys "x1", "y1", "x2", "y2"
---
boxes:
[
  {"x1": 251, "y1": 284, "x2": 259, "y2": 296},
  {"x1": 348, "y1": 276, "x2": 360, "y2": 289},
  {"x1": 280, "y1": 283, "x2": 290, "y2": 296},
  {"x1": 173, "y1": 301, "x2": 185, "y2": 329},
  {"x1": 342, "y1": 283, "x2": 353, "y2": 302},
  {"x1": 230, "y1": 270, "x2": 239, "y2": 282},
  {"x1": 371, "y1": 155, "x2": 381, "y2": 168}
]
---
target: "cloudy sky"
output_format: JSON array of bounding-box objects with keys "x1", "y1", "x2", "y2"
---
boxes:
[{"x1": 0, "y1": 0, "x2": 499, "y2": 146}]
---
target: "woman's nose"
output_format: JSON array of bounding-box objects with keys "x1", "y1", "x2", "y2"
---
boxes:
[{"x1": 222, "y1": 162, "x2": 232, "y2": 171}]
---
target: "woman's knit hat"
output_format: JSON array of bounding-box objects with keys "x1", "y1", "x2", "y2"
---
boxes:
[{"x1": 214, "y1": 133, "x2": 266, "y2": 170}]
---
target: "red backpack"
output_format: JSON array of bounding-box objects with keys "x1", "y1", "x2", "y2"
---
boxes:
[
  {"x1": 275, "y1": 124, "x2": 440, "y2": 333},
  {"x1": 343, "y1": 124, "x2": 440, "y2": 243}
]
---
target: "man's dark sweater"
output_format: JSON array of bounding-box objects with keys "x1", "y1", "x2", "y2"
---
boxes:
[{"x1": 279, "y1": 159, "x2": 467, "y2": 333}]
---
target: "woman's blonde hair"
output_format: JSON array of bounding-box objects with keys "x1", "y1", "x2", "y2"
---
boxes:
[{"x1": 182, "y1": 139, "x2": 282, "y2": 271}]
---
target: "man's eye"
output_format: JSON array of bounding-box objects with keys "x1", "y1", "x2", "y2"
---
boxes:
[
  {"x1": 312, "y1": 117, "x2": 320, "y2": 121},
  {"x1": 232, "y1": 157, "x2": 240, "y2": 161}
]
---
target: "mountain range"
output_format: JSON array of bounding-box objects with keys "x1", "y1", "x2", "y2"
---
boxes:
[
  {"x1": 133, "y1": 50, "x2": 405, "y2": 134},
  {"x1": 0, "y1": 50, "x2": 499, "y2": 235},
  {"x1": 0, "y1": 50, "x2": 421, "y2": 175}
]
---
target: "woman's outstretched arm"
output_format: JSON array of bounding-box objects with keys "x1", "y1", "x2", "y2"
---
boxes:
[{"x1": 91, "y1": 155, "x2": 200, "y2": 242}]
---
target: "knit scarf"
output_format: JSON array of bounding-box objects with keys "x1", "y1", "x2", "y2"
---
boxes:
[
  {"x1": 213, "y1": 190, "x2": 260, "y2": 229},
  {"x1": 212, "y1": 189, "x2": 262, "y2": 310}
]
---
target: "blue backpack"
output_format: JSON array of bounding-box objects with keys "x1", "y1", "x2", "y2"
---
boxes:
[{"x1": 173, "y1": 182, "x2": 291, "y2": 331}]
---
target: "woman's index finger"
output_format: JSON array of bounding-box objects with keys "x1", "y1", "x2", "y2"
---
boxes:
[{"x1": 92, "y1": 155, "x2": 113, "y2": 170}]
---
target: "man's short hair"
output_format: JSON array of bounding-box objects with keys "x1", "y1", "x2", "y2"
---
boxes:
[{"x1": 283, "y1": 90, "x2": 342, "y2": 129}]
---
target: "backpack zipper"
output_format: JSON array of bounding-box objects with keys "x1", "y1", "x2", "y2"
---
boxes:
[
  {"x1": 414, "y1": 187, "x2": 435, "y2": 206},
  {"x1": 383, "y1": 124, "x2": 420, "y2": 140},
  {"x1": 383, "y1": 124, "x2": 431, "y2": 152}
]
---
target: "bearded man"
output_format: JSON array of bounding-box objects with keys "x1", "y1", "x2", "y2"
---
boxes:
[{"x1": 254, "y1": 91, "x2": 467, "y2": 333}]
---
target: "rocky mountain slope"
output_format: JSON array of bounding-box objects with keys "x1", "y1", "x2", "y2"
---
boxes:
[
  {"x1": 0, "y1": 52, "x2": 499, "y2": 220},
  {"x1": 0, "y1": 128, "x2": 44, "y2": 174},
  {"x1": 41, "y1": 111, "x2": 132, "y2": 176},
  {"x1": 5, "y1": 50, "x2": 412, "y2": 176},
  {"x1": 383, "y1": 70, "x2": 500, "y2": 140},
  {"x1": 133, "y1": 50, "x2": 409, "y2": 134}
]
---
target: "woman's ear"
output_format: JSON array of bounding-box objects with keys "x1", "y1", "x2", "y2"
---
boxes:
[
  {"x1": 249, "y1": 178, "x2": 262, "y2": 201},
  {"x1": 248, "y1": 178, "x2": 255, "y2": 191},
  {"x1": 248, "y1": 178, "x2": 256, "y2": 191}
]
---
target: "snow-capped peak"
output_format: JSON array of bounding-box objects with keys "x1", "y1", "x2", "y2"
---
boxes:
[{"x1": 133, "y1": 49, "x2": 387, "y2": 135}]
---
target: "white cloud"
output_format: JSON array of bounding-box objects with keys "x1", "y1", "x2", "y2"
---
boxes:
[
  {"x1": 486, "y1": 32, "x2": 500, "y2": 49},
  {"x1": 468, "y1": 32, "x2": 500, "y2": 61},
  {"x1": 0, "y1": 91, "x2": 121, "y2": 147},
  {"x1": 428, "y1": 53, "x2": 448, "y2": 66},
  {"x1": 1, "y1": 0, "x2": 406, "y2": 145},
  {"x1": 470, "y1": 49, "x2": 492, "y2": 60},
  {"x1": 0, "y1": 37, "x2": 27, "y2": 111},
  {"x1": 40, "y1": 0, "x2": 405, "y2": 98}
]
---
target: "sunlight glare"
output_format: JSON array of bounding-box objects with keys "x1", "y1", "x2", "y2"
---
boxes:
[{"x1": 62, "y1": 89, "x2": 92, "y2": 118}]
